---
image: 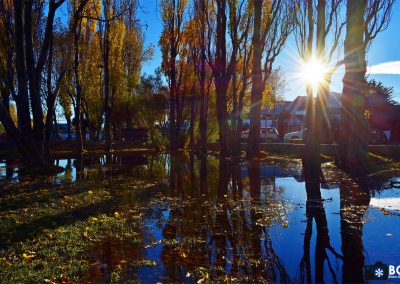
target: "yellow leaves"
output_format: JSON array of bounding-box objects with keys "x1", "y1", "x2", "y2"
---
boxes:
[
  {"x1": 91, "y1": 217, "x2": 99, "y2": 222},
  {"x1": 178, "y1": 249, "x2": 188, "y2": 258},
  {"x1": 364, "y1": 109, "x2": 371, "y2": 120},
  {"x1": 63, "y1": 195, "x2": 72, "y2": 200},
  {"x1": 182, "y1": 18, "x2": 201, "y2": 47},
  {"x1": 114, "y1": 211, "x2": 120, "y2": 218},
  {"x1": 88, "y1": 191, "x2": 93, "y2": 195},
  {"x1": 23, "y1": 252, "x2": 36, "y2": 261},
  {"x1": 0, "y1": 257, "x2": 12, "y2": 267},
  {"x1": 83, "y1": 226, "x2": 90, "y2": 238},
  {"x1": 197, "y1": 272, "x2": 209, "y2": 283}
]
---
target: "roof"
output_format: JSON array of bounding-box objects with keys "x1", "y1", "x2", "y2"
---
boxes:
[
  {"x1": 287, "y1": 93, "x2": 342, "y2": 114},
  {"x1": 261, "y1": 101, "x2": 291, "y2": 115},
  {"x1": 324, "y1": 92, "x2": 341, "y2": 109},
  {"x1": 287, "y1": 96, "x2": 307, "y2": 114}
]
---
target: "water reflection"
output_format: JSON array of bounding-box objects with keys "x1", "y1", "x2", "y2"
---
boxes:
[
  {"x1": 135, "y1": 154, "x2": 399, "y2": 283},
  {"x1": 0, "y1": 159, "x2": 17, "y2": 180},
  {"x1": 340, "y1": 179, "x2": 370, "y2": 283},
  {"x1": 1, "y1": 153, "x2": 399, "y2": 283}
]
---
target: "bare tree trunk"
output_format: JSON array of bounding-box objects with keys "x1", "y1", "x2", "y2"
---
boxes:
[
  {"x1": 24, "y1": 1, "x2": 44, "y2": 144},
  {"x1": 45, "y1": 33, "x2": 56, "y2": 159},
  {"x1": 228, "y1": 1, "x2": 241, "y2": 157},
  {"x1": 169, "y1": 1, "x2": 178, "y2": 151},
  {"x1": 66, "y1": 115, "x2": 71, "y2": 141},
  {"x1": 237, "y1": 44, "x2": 251, "y2": 152},
  {"x1": 303, "y1": 0, "x2": 316, "y2": 172},
  {"x1": 340, "y1": 180, "x2": 369, "y2": 283},
  {"x1": 199, "y1": 0, "x2": 207, "y2": 153},
  {"x1": 13, "y1": 0, "x2": 32, "y2": 135},
  {"x1": 305, "y1": 0, "x2": 326, "y2": 173},
  {"x1": 74, "y1": 26, "x2": 84, "y2": 152},
  {"x1": 103, "y1": 13, "x2": 112, "y2": 153},
  {"x1": 189, "y1": 84, "x2": 196, "y2": 150},
  {"x1": 176, "y1": 91, "x2": 184, "y2": 148},
  {"x1": 248, "y1": 0, "x2": 262, "y2": 157},
  {"x1": 4, "y1": 0, "x2": 63, "y2": 166},
  {"x1": 212, "y1": 0, "x2": 230, "y2": 157},
  {"x1": 339, "y1": 0, "x2": 368, "y2": 169}
]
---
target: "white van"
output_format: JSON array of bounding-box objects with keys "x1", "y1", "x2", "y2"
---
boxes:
[{"x1": 241, "y1": 127, "x2": 280, "y2": 143}]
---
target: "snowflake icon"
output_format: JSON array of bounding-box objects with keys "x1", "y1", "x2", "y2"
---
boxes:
[{"x1": 375, "y1": 268, "x2": 384, "y2": 278}]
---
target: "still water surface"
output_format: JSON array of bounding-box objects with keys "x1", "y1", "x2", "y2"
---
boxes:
[{"x1": 1, "y1": 153, "x2": 399, "y2": 283}]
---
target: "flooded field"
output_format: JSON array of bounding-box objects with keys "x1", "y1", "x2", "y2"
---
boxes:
[{"x1": 0, "y1": 153, "x2": 399, "y2": 283}]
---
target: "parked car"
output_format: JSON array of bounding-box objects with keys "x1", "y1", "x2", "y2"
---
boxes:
[
  {"x1": 241, "y1": 127, "x2": 280, "y2": 143},
  {"x1": 284, "y1": 128, "x2": 307, "y2": 142},
  {"x1": 284, "y1": 127, "x2": 387, "y2": 144}
]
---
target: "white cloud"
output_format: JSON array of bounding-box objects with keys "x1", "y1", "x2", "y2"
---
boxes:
[
  {"x1": 367, "y1": 61, "x2": 400, "y2": 75},
  {"x1": 370, "y1": 197, "x2": 400, "y2": 211}
]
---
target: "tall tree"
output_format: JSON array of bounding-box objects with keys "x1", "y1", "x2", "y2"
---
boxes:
[
  {"x1": 248, "y1": 0, "x2": 293, "y2": 156},
  {"x1": 160, "y1": 0, "x2": 188, "y2": 150},
  {"x1": 198, "y1": 0, "x2": 207, "y2": 152},
  {"x1": 44, "y1": 29, "x2": 70, "y2": 157},
  {"x1": 70, "y1": 0, "x2": 92, "y2": 151},
  {"x1": 294, "y1": 0, "x2": 345, "y2": 171},
  {"x1": 198, "y1": 0, "x2": 208, "y2": 152},
  {"x1": 339, "y1": 0, "x2": 395, "y2": 169},
  {"x1": 339, "y1": 0, "x2": 368, "y2": 169},
  {"x1": 206, "y1": 0, "x2": 230, "y2": 156},
  {"x1": 0, "y1": 0, "x2": 65, "y2": 165},
  {"x1": 227, "y1": 0, "x2": 251, "y2": 156},
  {"x1": 248, "y1": 0, "x2": 262, "y2": 156}
]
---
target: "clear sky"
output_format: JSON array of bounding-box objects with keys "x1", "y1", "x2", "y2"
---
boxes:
[{"x1": 137, "y1": 1, "x2": 400, "y2": 102}]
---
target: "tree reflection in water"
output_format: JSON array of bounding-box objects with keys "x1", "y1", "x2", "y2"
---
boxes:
[
  {"x1": 299, "y1": 160, "x2": 342, "y2": 283},
  {"x1": 148, "y1": 154, "x2": 382, "y2": 283},
  {"x1": 340, "y1": 177, "x2": 370, "y2": 283},
  {"x1": 158, "y1": 154, "x2": 292, "y2": 282},
  {"x1": 31, "y1": 152, "x2": 393, "y2": 283}
]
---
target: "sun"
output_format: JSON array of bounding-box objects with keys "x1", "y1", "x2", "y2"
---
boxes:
[{"x1": 301, "y1": 58, "x2": 327, "y2": 88}]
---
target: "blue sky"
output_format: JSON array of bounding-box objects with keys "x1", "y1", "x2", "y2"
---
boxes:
[{"x1": 129, "y1": 1, "x2": 400, "y2": 102}]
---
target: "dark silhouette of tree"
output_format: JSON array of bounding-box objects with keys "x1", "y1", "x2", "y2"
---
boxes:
[
  {"x1": 339, "y1": 0, "x2": 395, "y2": 169},
  {"x1": 160, "y1": 0, "x2": 188, "y2": 151},
  {"x1": 0, "y1": 0, "x2": 65, "y2": 166},
  {"x1": 339, "y1": 0, "x2": 369, "y2": 170},
  {"x1": 294, "y1": 0, "x2": 345, "y2": 172},
  {"x1": 248, "y1": 0, "x2": 293, "y2": 156},
  {"x1": 298, "y1": 161, "x2": 342, "y2": 283},
  {"x1": 340, "y1": 179, "x2": 370, "y2": 283},
  {"x1": 366, "y1": 79, "x2": 396, "y2": 105}
]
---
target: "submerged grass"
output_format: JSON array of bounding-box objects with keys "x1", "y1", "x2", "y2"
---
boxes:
[{"x1": 0, "y1": 169, "x2": 161, "y2": 283}]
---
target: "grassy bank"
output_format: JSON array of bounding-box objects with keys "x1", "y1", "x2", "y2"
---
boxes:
[{"x1": 0, "y1": 170, "x2": 163, "y2": 283}]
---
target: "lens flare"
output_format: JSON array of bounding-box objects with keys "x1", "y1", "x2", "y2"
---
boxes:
[{"x1": 301, "y1": 58, "x2": 327, "y2": 88}]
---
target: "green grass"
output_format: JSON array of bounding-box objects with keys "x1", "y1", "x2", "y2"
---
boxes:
[{"x1": 0, "y1": 170, "x2": 161, "y2": 283}]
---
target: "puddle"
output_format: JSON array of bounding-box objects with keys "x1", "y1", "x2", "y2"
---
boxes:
[{"x1": 1, "y1": 153, "x2": 400, "y2": 282}]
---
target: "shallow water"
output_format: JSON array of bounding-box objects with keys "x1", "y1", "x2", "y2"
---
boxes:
[{"x1": 1, "y1": 153, "x2": 400, "y2": 283}]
